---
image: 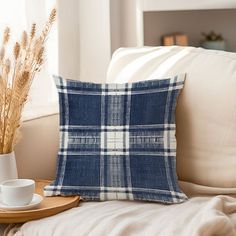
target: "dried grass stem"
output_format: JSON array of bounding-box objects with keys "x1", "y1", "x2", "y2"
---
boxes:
[{"x1": 0, "y1": 8, "x2": 56, "y2": 154}]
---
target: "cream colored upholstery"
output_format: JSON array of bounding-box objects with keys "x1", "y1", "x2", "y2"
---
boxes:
[
  {"x1": 15, "y1": 114, "x2": 59, "y2": 180},
  {"x1": 107, "y1": 46, "x2": 236, "y2": 189},
  {"x1": 17, "y1": 46, "x2": 236, "y2": 190}
]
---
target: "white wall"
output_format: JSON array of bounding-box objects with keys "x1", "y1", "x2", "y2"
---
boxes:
[
  {"x1": 57, "y1": 0, "x2": 111, "y2": 82},
  {"x1": 79, "y1": 0, "x2": 111, "y2": 83},
  {"x1": 110, "y1": 0, "x2": 121, "y2": 53},
  {"x1": 120, "y1": 0, "x2": 139, "y2": 47},
  {"x1": 110, "y1": 0, "x2": 146, "y2": 51},
  {"x1": 57, "y1": 0, "x2": 80, "y2": 80},
  {"x1": 57, "y1": 0, "x2": 141, "y2": 82}
]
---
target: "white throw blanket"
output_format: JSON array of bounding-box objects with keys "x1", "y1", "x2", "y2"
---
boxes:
[{"x1": 7, "y1": 195, "x2": 236, "y2": 236}]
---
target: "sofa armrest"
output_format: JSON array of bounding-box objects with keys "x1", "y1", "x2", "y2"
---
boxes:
[{"x1": 15, "y1": 114, "x2": 59, "y2": 180}]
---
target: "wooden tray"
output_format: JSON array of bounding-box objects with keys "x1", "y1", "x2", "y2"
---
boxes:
[{"x1": 0, "y1": 180, "x2": 80, "y2": 223}]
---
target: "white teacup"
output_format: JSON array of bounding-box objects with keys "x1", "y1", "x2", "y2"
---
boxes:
[{"x1": 0, "y1": 179, "x2": 35, "y2": 206}]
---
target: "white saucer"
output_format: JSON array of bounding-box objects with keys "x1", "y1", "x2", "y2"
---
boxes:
[{"x1": 0, "y1": 193, "x2": 43, "y2": 211}]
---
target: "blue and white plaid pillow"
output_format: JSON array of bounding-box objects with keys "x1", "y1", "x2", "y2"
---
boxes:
[{"x1": 44, "y1": 74, "x2": 187, "y2": 203}]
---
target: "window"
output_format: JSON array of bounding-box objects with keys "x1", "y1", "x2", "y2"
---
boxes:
[{"x1": 0, "y1": 0, "x2": 58, "y2": 120}]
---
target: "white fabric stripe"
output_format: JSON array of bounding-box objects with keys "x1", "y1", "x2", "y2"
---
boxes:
[
  {"x1": 163, "y1": 76, "x2": 176, "y2": 193},
  {"x1": 45, "y1": 185, "x2": 185, "y2": 196},
  {"x1": 58, "y1": 151, "x2": 176, "y2": 156},
  {"x1": 57, "y1": 85, "x2": 184, "y2": 96},
  {"x1": 124, "y1": 83, "x2": 133, "y2": 200},
  {"x1": 112, "y1": 84, "x2": 123, "y2": 199},
  {"x1": 100, "y1": 84, "x2": 106, "y2": 200},
  {"x1": 58, "y1": 79, "x2": 69, "y2": 189},
  {"x1": 100, "y1": 152, "x2": 176, "y2": 156},
  {"x1": 60, "y1": 124, "x2": 176, "y2": 129}
]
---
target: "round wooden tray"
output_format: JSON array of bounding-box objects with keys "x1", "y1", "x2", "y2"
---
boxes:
[{"x1": 0, "y1": 180, "x2": 80, "y2": 223}]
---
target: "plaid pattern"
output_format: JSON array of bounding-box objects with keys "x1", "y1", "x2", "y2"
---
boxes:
[{"x1": 44, "y1": 74, "x2": 187, "y2": 203}]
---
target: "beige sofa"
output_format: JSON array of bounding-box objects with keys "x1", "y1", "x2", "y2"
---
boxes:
[
  {"x1": 15, "y1": 114, "x2": 59, "y2": 181},
  {"x1": 8, "y1": 46, "x2": 236, "y2": 236}
]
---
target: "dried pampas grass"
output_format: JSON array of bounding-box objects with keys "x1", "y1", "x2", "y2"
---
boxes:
[{"x1": 0, "y1": 8, "x2": 56, "y2": 154}]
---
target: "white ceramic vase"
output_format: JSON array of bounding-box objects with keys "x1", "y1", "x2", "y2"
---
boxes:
[{"x1": 0, "y1": 152, "x2": 18, "y2": 184}]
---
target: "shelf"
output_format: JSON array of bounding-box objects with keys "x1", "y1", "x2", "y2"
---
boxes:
[{"x1": 143, "y1": 9, "x2": 236, "y2": 52}]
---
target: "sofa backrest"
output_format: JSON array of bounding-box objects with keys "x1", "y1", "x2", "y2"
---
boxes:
[{"x1": 106, "y1": 46, "x2": 236, "y2": 188}]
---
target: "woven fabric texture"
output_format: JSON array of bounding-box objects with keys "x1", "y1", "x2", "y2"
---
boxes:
[{"x1": 44, "y1": 75, "x2": 187, "y2": 203}]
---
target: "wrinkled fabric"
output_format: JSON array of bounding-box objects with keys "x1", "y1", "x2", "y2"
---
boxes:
[{"x1": 9, "y1": 195, "x2": 236, "y2": 236}]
